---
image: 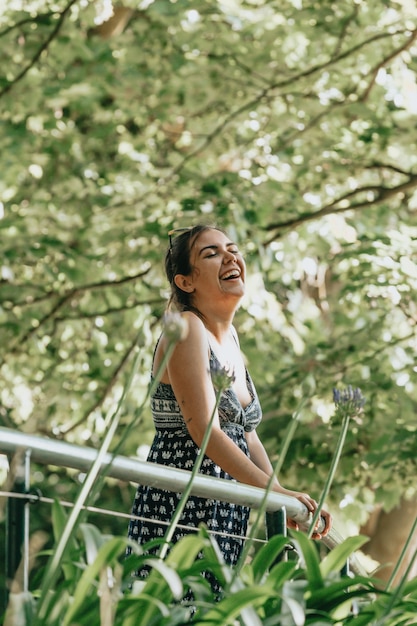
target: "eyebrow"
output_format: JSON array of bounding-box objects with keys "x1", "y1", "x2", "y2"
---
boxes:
[{"x1": 198, "y1": 242, "x2": 237, "y2": 256}]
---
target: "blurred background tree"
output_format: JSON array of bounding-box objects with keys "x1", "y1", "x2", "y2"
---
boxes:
[{"x1": 1, "y1": 0, "x2": 416, "y2": 587}]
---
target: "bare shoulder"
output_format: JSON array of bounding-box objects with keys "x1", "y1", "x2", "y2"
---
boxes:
[
  {"x1": 154, "y1": 313, "x2": 207, "y2": 381},
  {"x1": 181, "y1": 311, "x2": 206, "y2": 336},
  {"x1": 166, "y1": 312, "x2": 211, "y2": 385},
  {"x1": 172, "y1": 311, "x2": 208, "y2": 354},
  {"x1": 157, "y1": 311, "x2": 207, "y2": 362},
  {"x1": 158, "y1": 311, "x2": 203, "y2": 348}
]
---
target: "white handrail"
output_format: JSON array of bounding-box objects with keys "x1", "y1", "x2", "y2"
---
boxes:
[
  {"x1": 1, "y1": 426, "x2": 366, "y2": 575},
  {"x1": 0, "y1": 426, "x2": 310, "y2": 523}
]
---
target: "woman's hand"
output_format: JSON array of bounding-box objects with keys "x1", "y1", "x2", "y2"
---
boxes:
[{"x1": 281, "y1": 489, "x2": 333, "y2": 539}]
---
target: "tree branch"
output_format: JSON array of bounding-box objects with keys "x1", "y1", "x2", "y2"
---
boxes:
[
  {"x1": 330, "y1": 5, "x2": 360, "y2": 58},
  {"x1": 4, "y1": 267, "x2": 152, "y2": 357},
  {"x1": 359, "y1": 28, "x2": 417, "y2": 102},
  {"x1": 162, "y1": 26, "x2": 413, "y2": 181},
  {"x1": 6, "y1": 267, "x2": 152, "y2": 308},
  {"x1": 55, "y1": 330, "x2": 143, "y2": 437},
  {"x1": 0, "y1": 0, "x2": 78, "y2": 99},
  {"x1": 53, "y1": 298, "x2": 164, "y2": 322},
  {"x1": 265, "y1": 172, "x2": 417, "y2": 238},
  {"x1": 0, "y1": 15, "x2": 46, "y2": 38}
]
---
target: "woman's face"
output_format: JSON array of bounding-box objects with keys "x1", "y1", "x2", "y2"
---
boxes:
[{"x1": 175, "y1": 228, "x2": 246, "y2": 305}]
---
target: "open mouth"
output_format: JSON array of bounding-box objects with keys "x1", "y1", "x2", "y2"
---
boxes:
[{"x1": 220, "y1": 270, "x2": 241, "y2": 280}]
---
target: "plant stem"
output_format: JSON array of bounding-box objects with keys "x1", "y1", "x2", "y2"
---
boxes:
[
  {"x1": 159, "y1": 388, "x2": 222, "y2": 560},
  {"x1": 231, "y1": 397, "x2": 305, "y2": 582},
  {"x1": 308, "y1": 414, "x2": 350, "y2": 539},
  {"x1": 375, "y1": 546, "x2": 417, "y2": 625},
  {"x1": 35, "y1": 334, "x2": 177, "y2": 624},
  {"x1": 385, "y1": 514, "x2": 417, "y2": 591}
]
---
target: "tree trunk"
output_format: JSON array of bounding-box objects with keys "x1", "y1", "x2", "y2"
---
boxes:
[
  {"x1": 360, "y1": 497, "x2": 417, "y2": 586},
  {"x1": 92, "y1": 7, "x2": 134, "y2": 39}
]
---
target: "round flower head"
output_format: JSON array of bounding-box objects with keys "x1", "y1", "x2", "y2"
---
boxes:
[
  {"x1": 209, "y1": 362, "x2": 236, "y2": 393},
  {"x1": 163, "y1": 312, "x2": 189, "y2": 343}
]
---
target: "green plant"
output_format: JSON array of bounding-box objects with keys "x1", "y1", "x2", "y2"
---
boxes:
[
  {"x1": 7, "y1": 481, "x2": 417, "y2": 625},
  {"x1": 3, "y1": 313, "x2": 186, "y2": 625}
]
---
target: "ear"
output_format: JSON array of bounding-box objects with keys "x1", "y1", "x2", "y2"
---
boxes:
[{"x1": 174, "y1": 274, "x2": 195, "y2": 293}]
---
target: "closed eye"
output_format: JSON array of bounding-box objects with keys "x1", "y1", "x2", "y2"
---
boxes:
[
  {"x1": 199, "y1": 243, "x2": 241, "y2": 257},
  {"x1": 205, "y1": 249, "x2": 239, "y2": 258}
]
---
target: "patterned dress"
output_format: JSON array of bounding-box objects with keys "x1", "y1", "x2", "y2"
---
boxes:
[{"x1": 127, "y1": 348, "x2": 262, "y2": 570}]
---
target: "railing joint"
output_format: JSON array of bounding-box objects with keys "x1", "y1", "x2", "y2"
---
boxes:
[{"x1": 27, "y1": 487, "x2": 42, "y2": 505}]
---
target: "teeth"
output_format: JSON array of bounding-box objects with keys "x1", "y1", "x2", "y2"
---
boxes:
[{"x1": 221, "y1": 270, "x2": 240, "y2": 280}]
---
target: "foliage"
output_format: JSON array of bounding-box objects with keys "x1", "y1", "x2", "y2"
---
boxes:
[
  {"x1": 1, "y1": 0, "x2": 417, "y2": 595},
  {"x1": 6, "y1": 514, "x2": 417, "y2": 625}
]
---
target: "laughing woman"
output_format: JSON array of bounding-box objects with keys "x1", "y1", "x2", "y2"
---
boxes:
[{"x1": 127, "y1": 224, "x2": 332, "y2": 577}]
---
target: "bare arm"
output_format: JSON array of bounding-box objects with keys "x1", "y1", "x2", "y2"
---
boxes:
[
  {"x1": 245, "y1": 429, "x2": 332, "y2": 536},
  {"x1": 246, "y1": 430, "x2": 314, "y2": 500}
]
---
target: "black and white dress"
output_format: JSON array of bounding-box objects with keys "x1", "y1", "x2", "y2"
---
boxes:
[{"x1": 127, "y1": 348, "x2": 262, "y2": 571}]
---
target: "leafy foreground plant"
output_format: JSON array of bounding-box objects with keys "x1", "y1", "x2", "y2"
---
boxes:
[
  {"x1": 8, "y1": 515, "x2": 417, "y2": 626},
  {"x1": 3, "y1": 312, "x2": 187, "y2": 625},
  {"x1": 5, "y1": 497, "x2": 417, "y2": 624}
]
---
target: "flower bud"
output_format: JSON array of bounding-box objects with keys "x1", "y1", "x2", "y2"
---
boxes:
[
  {"x1": 333, "y1": 385, "x2": 366, "y2": 415},
  {"x1": 163, "y1": 312, "x2": 189, "y2": 343},
  {"x1": 209, "y1": 362, "x2": 236, "y2": 392}
]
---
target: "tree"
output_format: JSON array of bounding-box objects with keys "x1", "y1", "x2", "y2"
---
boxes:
[{"x1": 1, "y1": 0, "x2": 416, "y2": 583}]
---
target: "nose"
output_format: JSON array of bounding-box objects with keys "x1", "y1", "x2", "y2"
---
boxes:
[{"x1": 223, "y1": 249, "x2": 237, "y2": 262}]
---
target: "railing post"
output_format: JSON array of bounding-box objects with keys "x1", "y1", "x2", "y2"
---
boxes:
[
  {"x1": 4, "y1": 450, "x2": 31, "y2": 604},
  {"x1": 265, "y1": 506, "x2": 288, "y2": 563},
  {"x1": 23, "y1": 450, "x2": 31, "y2": 591},
  {"x1": 341, "y1": 559, "x2": 350, "y2": 577}
]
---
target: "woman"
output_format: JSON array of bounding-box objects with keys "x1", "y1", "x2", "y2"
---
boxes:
[{"x1": 127, "y1": 224, "x2": 332, "y2": 572}]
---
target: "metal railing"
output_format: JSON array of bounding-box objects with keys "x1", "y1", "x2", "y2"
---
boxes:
[
  {"x1": 0, "y1": 426, "x2": 318, "y2": 519},
  {"x1": 0, "y1": 426, "x2": 358, "y2": 611}
]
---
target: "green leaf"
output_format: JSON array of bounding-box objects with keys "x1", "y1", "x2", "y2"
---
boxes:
[
  {"x1": 51, "y1": 498, "x2": 68, "y2": 543},
  {"x1": 141, "y1": 558, "x2": 184, "y2": 600},
  {"x1": 251, "y1": 535, "x2": 292, "y2": 583},
  {"x1": 291, "y1": 531, "x2": 323, "y2": 591},
  {"x1": 319, "y1": 535, "x2": 369, "y2": 579},
  {"x1": 79, "y1": 522, "x2": 106, "y2": 566},
  {"x1": 62, "y1": 536, "x2": 127, "y2": 626},
  {"x1": 51, "y1": 499, "x2": 78, "y2": 582},
  {"x1": 308, "y1": 576, "x2": 377, "y2": 609},
  {"x1": 165, "y1": 531, "x2": 207, "y2": 571},
  {"x1": 201, "y1": 585, "x2": 274, "y2": 624},
  {"x1": 267, "y1": 560, "x2": 298, "y2": 588}
]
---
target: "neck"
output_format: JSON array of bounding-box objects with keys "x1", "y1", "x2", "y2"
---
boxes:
[
  {"x1": 203, "y1": 315, "x2": 235, "y2": 343},
  {"x1": 192, "y1": 296, "x2": 241, "y2": 341}
]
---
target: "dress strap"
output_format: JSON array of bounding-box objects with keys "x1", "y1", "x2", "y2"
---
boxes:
[{"x1": 230, "y1": 325, "x2": 240, "y2": 347}]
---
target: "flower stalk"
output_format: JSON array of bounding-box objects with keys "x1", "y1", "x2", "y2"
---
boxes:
[
  {"x1": 159, "y1": 362, "x2": 235, "y2": 560},
  {"x1": 33, "y1": 313, "x2": 188, "y2": 624},
  {"x1": 308, "y1": 385, "x2": 365, "y2": 539},
  {"x1": 232, "y1": 396, "x2": 307, "y2": 580}
]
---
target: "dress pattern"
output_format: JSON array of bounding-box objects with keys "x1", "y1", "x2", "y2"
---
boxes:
[{"x1": 127, "y1": 349, "x2": 262, "y2": 570}]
